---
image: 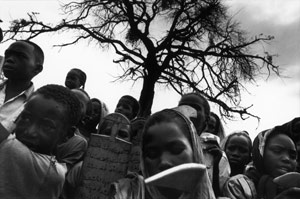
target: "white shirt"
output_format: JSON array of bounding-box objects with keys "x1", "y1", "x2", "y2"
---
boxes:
[{"x1": 0, "y1": 80, "x2": 34, "y2": 132}]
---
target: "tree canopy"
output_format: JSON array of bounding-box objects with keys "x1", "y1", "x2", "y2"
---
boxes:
[{"x1": 2, "y1": 0, "x2": 279, "y2": 120}]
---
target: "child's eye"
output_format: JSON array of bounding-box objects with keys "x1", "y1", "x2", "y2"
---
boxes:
[
  {"x1": 18, "y1": 113, "x2": 32, "y2": 124},
  {"x1": 170, "y1": 145, "x2": 185, "y2": 155},
  {"x1": 41, "y1": 121, "x2": 56, "y2": 131},
  {"x1": 118, "y1": 130, "x2": 129, "y2": 140},
  {"x1": 289, "y1": 151, "x2": 297, "y2": 160}
]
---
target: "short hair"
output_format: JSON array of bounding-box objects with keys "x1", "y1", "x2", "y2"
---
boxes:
[
  {"x1": 70, "y1": 68, "x2": 87, "y2": 89},
  {"x1": 19, "y1": 40, "x2": 44, "y2": 66},
  {"x1": 33, "y1": 84, "x2": 82, "y2": 126},
  {"x1": 120, "y1": 95, "x2": 140, "y2": 118}
]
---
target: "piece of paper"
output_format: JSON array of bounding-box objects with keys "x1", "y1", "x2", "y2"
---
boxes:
[{"x1": 145, "y1": 163, "x2": 206, "y2": 192}]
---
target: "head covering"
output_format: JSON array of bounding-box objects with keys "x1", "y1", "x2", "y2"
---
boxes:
[
  {"x1": 141, "y1": 108, "x2": 215, "y2": 199},
  {"x1": 249, "y1": 124, "x2": 297, "y2": 199}
]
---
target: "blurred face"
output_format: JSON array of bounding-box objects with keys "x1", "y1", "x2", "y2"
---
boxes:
[
  {"x1": 115, "y1": 98, "x2": 134, "y2": 120},
  {"x1": 71, "y1": 89, "x2": 90, "y2": 117},
  {"x1": 179, "y1": 95, "x2": 208, "y2": 134},
  {"x1": 263, "y1": 134, "x2": 297, "y2": 177},
  {"x1": 65, "y1": 70, "x2": 81, "y2": 89},
  {"x1": 15, "y1": 94, "x2": 68, "y2": 155},
  {"x1": 3, "y1": 41, "x2": 39, "y2": 81},
  {"x1": 225, "y1": 135, "x2": 251, "y2": 170},
  {"x1": 99, "y1": 114, "x2": 131, "y2": 142},
  {"x1": 143, "y1": 121, "x2": 193, "y2": 176},
  {"x1": 205, "y1": 115, "x2": 217, "y2": 134}
]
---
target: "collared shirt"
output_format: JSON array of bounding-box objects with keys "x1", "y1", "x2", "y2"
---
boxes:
[
  {"x1": 0, "y1": 80, "x2": 34, "y2": 133},
  {"x1": 0, "y1": 135, "x2": 67, "y2": 199}
]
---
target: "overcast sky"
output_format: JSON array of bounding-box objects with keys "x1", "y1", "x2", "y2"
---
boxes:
[{"x1": 0, "y1": 0, "x2": 299, "y2": 140}]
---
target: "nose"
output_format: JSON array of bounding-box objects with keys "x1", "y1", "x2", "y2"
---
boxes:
[
  {"x1": 24, "y1": 123, "x2": 39, "y2": 138},
  {"x1": 158, "y1": 152, "x2": 173, "y2": 172},
  {"x1": 281, "y1": 152, "x2": 293, "y2": 163}
]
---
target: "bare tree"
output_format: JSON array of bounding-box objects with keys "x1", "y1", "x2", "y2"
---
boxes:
[{"x1": 2, "y1": 0, "x2": 279, "y2": 119}]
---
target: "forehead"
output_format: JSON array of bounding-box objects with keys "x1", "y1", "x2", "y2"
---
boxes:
[
  {"x1": 228, "y1": 134, "x2": 250, "y2": 145},
  {"x1": 25, "y1": 94, "x2": 67, "y2": 119},
  {"x1": 145, "y1": 121, "x2": 188, "y2": 143},
  {"x1": 118, "y1": 97, "x2": 133, "y2": 105},
  {"x1": 266, "y1": 133, "x2": 295, "y2": 148},
  {"x1": 7, "y1": 41, "x2": 35, "y2": 53},
  {"x1": 68, "y1": 70, "x2": 79, "y2": 75}
]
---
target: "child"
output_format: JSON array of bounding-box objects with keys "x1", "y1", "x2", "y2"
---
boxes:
[
  {"x1": 0, "y1": 84, "x2": 81, "y2": 198},
  {"x1": 114, "y1": 95, "x2": 139, "y2": 121},
  {"x1": 178, "y1": 93, "x2": 229, "y2": 196},
  {"x1": 178, "y1": 92, "x2": 210, "y2": 134},
  {"x1": 0, "y1": 40, "x2": 44, "y2": 133},
  {"x1": 111, "y1": 109, "x2": 215, "y2": 199},
  {"x1": 221, "y1": 130, "x2": 252, "y2": 177},
  {"x1": 65, "y1": 68, "x2": 87, "y2": 89},
  {"x1": 81, "y1": 98, "x2": 108, "y2": 135},
  {"x1": 223, "y1": 125, "x2": 300, "y2": 199},
  {"x1": 205, "y1": 112, "x2": 226, "y2": 142}
]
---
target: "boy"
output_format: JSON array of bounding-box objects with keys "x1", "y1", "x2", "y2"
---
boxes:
[
  {"x1": 0, "y1": 40, "x2": 44, "y2": 133},
  {"x1": 114, "y1": 95, "x2": 139, "y2": 121},
  {"x1": 0, "y1": 84, "x2": 81, "y2": 198}
]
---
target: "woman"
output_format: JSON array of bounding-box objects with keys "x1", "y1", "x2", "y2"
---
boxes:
[{"x1": 110, "y1": 108, "x2": 216, "y2": 199}]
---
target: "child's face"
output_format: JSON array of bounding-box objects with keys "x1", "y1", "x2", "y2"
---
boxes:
[
  {"x1": 15, "y1": 94, "x2": 68, "y2": 155},
  {"x1": 225, "y1": 135, "x2": 251, "y2": 169},
  {"x1": 143, "y1": 121, "x2": 193, "y2": 177},
  {"x1": 263, "y1": 134, "x2": 297, "y2": 177},
  {"x1": 3, "y1": 41, "x2": 39, "y2": 81},
  {"x1": 99, "y1": 114, "x2": 131, "y2": 142},
  {"x1": 205, "y1": 115, "x2": 217, "y2": 134},
  {"x1": 179, "y1": 95, "x2": 208, "y2": 133},
  {"x1": 65, "y1": 70, "x2": 81, "y2": 89},
  {"x1": 115, "y1": 98, "x2": 134, "y2": 120},
  {"x1": 71, "y1": 89, "x2": 90, "y2": 117}
]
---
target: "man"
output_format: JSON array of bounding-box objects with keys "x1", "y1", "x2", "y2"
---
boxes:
[{"x1": 0, "y1": 40, "x2": 43, "y2": 132}]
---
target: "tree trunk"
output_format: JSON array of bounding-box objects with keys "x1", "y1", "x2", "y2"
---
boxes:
[{"x1": 137, "y1": 74, "x2": 157, "y2": 118}]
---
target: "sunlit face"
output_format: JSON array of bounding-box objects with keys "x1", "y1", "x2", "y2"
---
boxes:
[
  {"x1": 225, "y1": 135, "x2": 251, "y2": 171},
  {"x1": 115, "y1": 98, "x2": 134, "y2": 120},
  {"x1": 143, "y1": 122, "x2": 193, "y2": 176},
  {"x1": 3, "y1": 41, "x2": 39, "y2": 81},
  {"x1": 65, "y1": 70, "x2": 82, "y2": 89},
  {"x1": 263, "y1": 134, "x2": 297, "y2": 177},
  {"x1": 15, "y1": 94, "x2": 68, "y2": 155}
]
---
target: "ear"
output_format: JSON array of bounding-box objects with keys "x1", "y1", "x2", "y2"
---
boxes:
[{"x1": 34, "y1": 64, "x2": 43, "y2": 75}]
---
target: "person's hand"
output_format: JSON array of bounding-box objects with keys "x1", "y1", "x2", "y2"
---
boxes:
[
  {"x1": 274, "y1": 187, "x2": 300, "y2": 199},
  {"x1": 205, "y1": 141, "x2": 223, "y2": 164}
]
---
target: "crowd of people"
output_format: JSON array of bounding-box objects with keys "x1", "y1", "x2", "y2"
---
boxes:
[{"x1": 0, "y1": 40, "x2": 299, "y2": 199}]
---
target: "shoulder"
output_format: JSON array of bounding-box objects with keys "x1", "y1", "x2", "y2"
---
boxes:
[{"x1": 223, "y1": 174, "x2": 257, "y2": 199}]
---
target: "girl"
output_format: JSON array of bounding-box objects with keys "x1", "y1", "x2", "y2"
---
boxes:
[
  {"x1": 223, "y1": 125, "x2": 300, "y2": 199},
  {"x1": 110, "y1": 109, "x2": 215, "y2": 199},
  {"x1": 221, "y1": 131, "x2": 252, "y2": 177}
]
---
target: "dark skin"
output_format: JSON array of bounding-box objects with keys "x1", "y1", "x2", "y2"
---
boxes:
[{"x1": 3, "y1": 41, "x2": 42, "y2": 102}]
